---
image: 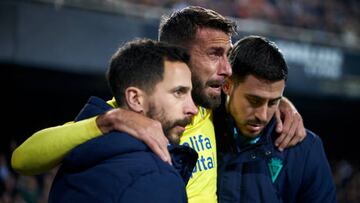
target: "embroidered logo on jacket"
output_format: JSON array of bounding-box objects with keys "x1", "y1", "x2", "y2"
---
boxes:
[{"x1": 268, "y1": 157, "x2": 283, "y2": 182}]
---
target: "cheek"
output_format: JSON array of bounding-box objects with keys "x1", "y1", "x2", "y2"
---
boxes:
[
  {"x1": 237, "y1": 106, "x2": 253, "y2": 119},
  {"x1": 267, "y1": 107, "x2": 278, "y2": 119},
  {"x1": 239, "y1": 105, "x2": 259, "y2": 122},
  {"x1": 160, "y1": 100, "x2": 174, "y2": 112},
  {"x1": 162, "y1": 100, "x2": 183, "y2": 118},
  {"x1": 230, "y1": 100, "x2": 248, "y2": 118},
  {"x1": 207, "y1": 62, "x2": 219, "y2": 77},
  {"x1": 194, "y1": 61, "x2": 216, "y2": 79}
]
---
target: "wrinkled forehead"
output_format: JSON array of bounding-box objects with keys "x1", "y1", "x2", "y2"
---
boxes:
[
  {"x1": 192, "y1": 27, "x2": 232, "y2": 48},
  {"x1": 188, "y1": 28, "x2": 232, "y2": 57},
  {"x1": 198, "y1": 28, "x2": 231, "y2": 41}
]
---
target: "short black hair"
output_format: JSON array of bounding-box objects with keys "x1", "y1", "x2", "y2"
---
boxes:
[
  {"x1": 107, "y1": 39, "x2": 190, "y2": 106},
  {"x1": 229, "y1": 35, "x2": 288, "y2": 84},
  {"x1": 159, "y1": 6, "x2": 237, "y2": 47}
]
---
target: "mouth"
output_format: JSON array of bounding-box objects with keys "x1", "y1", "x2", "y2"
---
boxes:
[
  {"x1": 171, "y1": 125, "x2": 186, "y2": 136},
  {"x1": 246, "y1": 123, "x2": 264, "y2": 133},
  {"x1": 209, "y1": 86, "x2": 221, "y2": 94},
  {"x1": 207, "y1": 80, "x2": 224, "y2": 94},
  {"x1": 173, "y1": 117, "x2": 192, "y2": 134},
  {"x1": 176, "y1": 125, "x2": 186, "y2": 133}
]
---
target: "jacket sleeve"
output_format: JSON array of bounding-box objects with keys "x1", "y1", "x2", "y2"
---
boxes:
[
  {"x1": 299, "y1": 133, "x2": 337, "y2": 203},
  {"x1": 11, "y1": 117, "x2": 102, "y2": 175}
]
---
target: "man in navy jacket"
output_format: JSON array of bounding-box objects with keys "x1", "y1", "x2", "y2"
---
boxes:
[
  {"x1": 48, "y1": 39, "x2": 198, "y2": 203},
  {"x1": 215, "y1": 36, "x2": 336, "y2": 203}
]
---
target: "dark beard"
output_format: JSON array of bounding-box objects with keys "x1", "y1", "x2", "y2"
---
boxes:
[
  {"x1": 162, "y1": 117, "x2": 192, "y2": 144},
  {"x1": 146, "y1": 105, "x2": 192, "y2": 145},
  {"x1": 192, "y1": 74, "x2": 221, "y2": 109}
]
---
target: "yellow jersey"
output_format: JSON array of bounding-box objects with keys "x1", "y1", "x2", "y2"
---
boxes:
[{"x1": 181, "y1": 106, "x2": 217, "y2": 203}]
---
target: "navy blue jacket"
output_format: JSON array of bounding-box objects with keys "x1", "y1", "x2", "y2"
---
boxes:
[
  {"x1": 215, "y1": 108, "x2": 337, "y2": 203},
  {"x1": 48, "y1": 96, "x2": 198, "y2": 203}
]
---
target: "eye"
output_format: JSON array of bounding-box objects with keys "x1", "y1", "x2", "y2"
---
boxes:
[
  {"x1": 208, "y1": 48, "x2": 224, "y2": 59},
  {"x1": 172, "y1": 87, "x2": 188, "y2": 98},
  {"x1": 174, "y1": 89, "x2": 183, "y2": 97},
  {"x1": 268, "y1": 99, "x2": 280, "y2": 107},
  {"x1": 208, "y1": 52, "x2": 219, "y2": 59},
  {"x1": 248, "y1": 97, "x2": 262, "y2": 106}
]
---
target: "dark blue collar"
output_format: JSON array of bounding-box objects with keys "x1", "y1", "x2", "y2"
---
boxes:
[{"x1": 227, "y1": 115, "x2": 277, "y2": 153}]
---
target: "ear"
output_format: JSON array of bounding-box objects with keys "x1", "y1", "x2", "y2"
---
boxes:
[
  {"x1": 222, "y1": 78, "x2": 233, "y2": 95},
  {"x1": 124, "y1": 87, "x2": 145, "y2": 113}
]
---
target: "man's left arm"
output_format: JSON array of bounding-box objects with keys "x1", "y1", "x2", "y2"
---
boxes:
[{"x1": 275, "y1": 97, "x2": 306, "y2": 151}]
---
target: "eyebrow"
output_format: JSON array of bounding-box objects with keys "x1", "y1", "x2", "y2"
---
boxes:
[
  {"x1": 171, "y1": 86, "x2": 191, "y2": 92},
  {"x1": 246, "y1": 94, "x2": 282, "y2": 101},
  {"x1": 207, "y1": 47, "x2": 224, "y2": 54}
]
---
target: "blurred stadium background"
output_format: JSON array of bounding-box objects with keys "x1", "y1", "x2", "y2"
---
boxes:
[{"x1": 1, "y1": 0, "x2": 359, "y2": 202}]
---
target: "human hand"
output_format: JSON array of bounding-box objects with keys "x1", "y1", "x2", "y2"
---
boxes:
[
  {"x1": 275, "y1": 98, "x2": 306, "y2": 151},
  {"x1": 96, "y1": 108, "x2": 171, "y2": 164}
]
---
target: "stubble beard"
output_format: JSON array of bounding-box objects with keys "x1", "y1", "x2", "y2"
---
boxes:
[
  {"x1": 146, "y1": 104, "x2": 192, "y2": 145},
  {"x1": 191, "y1": 74, "x2": 221, "y2": 109}
]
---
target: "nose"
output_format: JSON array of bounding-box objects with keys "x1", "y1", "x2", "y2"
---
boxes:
[
  {"x1": 185, "y1": 97, "x2": 198, "y2": 117},
  {"x1": 218, "y1": 56, "x2": 232, "y2": 77},
  {"x1": 255, "y1": 104, "x2": 268, "y2": 123}
]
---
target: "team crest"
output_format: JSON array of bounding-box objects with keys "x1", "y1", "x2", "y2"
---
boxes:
[{"x1": 268, "y1": 157, "x2": 283, "y2": 182}]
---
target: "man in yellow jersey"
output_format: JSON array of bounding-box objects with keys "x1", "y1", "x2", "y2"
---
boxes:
[
  {"x1": 49, "y1": 39, "x2": 199, "y2": 203},
  {"x1": 12, "y1": 6, "x2": 306, "y2": 203}
]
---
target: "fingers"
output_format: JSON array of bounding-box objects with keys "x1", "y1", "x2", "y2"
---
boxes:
[
  {"x1": 275, "y1": 109, "x2": 293, "y2": 149},
  {"x1": 276, "y1": 112, "x2": 306, "y2": 151},
  {"x1": 287, "y1": 116, "x2": 306, "y2": 147},
  {"x1": 275, "y1": 98, "x2": 307, "y2": 151},
  {"x1": 277, "y1": 116, "x2": 297, "y2": 151},
  {"x1": 102, "y1": 108, "x2": 172, "y2": 165},
  {"x1": 275, "y1": 109, "x2": 283, "y2": 133},
  {"x1": 136, "y1": 121, "x2": 172, "y2": 165},
  {"x1": 142, "y1": 135, "x2": 172, "y2": 165}
]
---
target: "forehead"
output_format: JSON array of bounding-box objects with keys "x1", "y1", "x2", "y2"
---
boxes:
[
  {"x1": 156, "y1": 60, "x2": 192, "y2": 88},
  {"x1": 192, "y1": 27, "x2": 232, "y2": 49},
  {"x1": 235, "y1": 75, "x2": 285, "y2": 98}
]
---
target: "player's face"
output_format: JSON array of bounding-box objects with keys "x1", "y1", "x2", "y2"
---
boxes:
[
  {"x1": 146, "y1": 61, "x2": 198, "y2": 144},
  {"x1": 224, "y1": 75, "x2": 285, "y2": 138},
  {"x1": 188, "y1": 27, "x2": 232, "y2": 109}
]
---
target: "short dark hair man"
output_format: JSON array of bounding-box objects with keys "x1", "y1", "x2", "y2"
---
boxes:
[
  {"x1": 215, "y1": 36, "x2": 336, "y2": 203},
  {"x1": 48, "y1": 39, "x2": 198, "y2": 203}
]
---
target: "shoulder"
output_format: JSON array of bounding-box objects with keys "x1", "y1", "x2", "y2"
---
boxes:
[
  {"x1": 62, "y1": 131, "x2": 149, "y2": 169},
  {"x1": 283, "y1": 129, "x2": 328, "y2": 166},
  {"x1": 299, "y1": 129, "x2": 324, "y2": 150}
]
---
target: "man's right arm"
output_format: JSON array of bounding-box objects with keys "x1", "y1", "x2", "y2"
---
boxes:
[
  {"x1": 11, "y1": 117, "x2": 101, "y2": 175},
  {"x1": 12, "y1": 107, "x2": 171, "y2": 176}
]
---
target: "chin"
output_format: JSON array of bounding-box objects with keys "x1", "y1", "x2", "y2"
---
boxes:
[
  {"x1": 204, "y1": 94, "x2": 221, "y2": 109},
  {"x1": 167, "y1": 133, "x2": 181, "y2": 145},
  {"x1": 206, "y1": 88, "x2": 221, "y2": 99},
  {"x1": 169, "y1": 139, "x2": 180, "y2": 145},
  {"x1": 243, "y1": 131, "x2": 261, "y2": 138}
]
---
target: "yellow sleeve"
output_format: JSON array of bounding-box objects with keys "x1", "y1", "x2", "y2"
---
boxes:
[{"x1": 11, "y1": 116, "x2": 102, "y2": 175}]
